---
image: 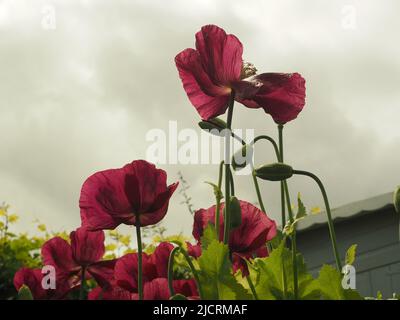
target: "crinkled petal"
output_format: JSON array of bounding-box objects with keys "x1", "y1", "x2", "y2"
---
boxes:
[
  {"x1": 195, "y1": 25, "x2": 243, "y2": 85},
  {"x1": 79, "y1": 167, "x2": 133, "y2": 230},
  {"x1": 143, "y1": 278, "x2": 170, "y2": 300},
  {"x1": 252, "y1": 73, "x2": 306, "y2": 124},
  {"x1": 173, "y1": 279, "x2": 198, "y2": 297},
  {"x1": 88, "y1": 283, "x2": 136, "y2": 300},
  {"x1": 186, "y1": 242, "x2": 202, "y2": 258},
  {"x1": 70, "y1": 227, "x2": 105, "y2": 265},
  {"x1": 175, "y1": 48, "x2": 230, "y2": 120},
  {"x1": 115, "y1": 253, "x2": 155, "y2": 292},
  {"x1": 41, "y1": 237, "x2": 78, "y2": 273},
  {"x1": 14, "y1": 268, "x2": 47, "y2": 300},
  {"x1": 87, "y1": 259, "x2": 117, "y2": 288},
  {"x1": 150, "y1": 242, "x2": 174, "y2": 278}
]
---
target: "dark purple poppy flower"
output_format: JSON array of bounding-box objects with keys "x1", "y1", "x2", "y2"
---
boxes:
[{"x1": 79, "y1": 160, "x2": 178, "y2": 230}]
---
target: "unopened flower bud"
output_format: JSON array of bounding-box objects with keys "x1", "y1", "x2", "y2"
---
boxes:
[
  {"x1": 255, "y1": 163, "x2": 293, "y2": 181},
  {"x1": 198, "y1": 118, "x2": 227, "y2": 137}
]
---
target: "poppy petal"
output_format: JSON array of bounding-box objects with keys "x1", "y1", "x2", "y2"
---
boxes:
[
  {"x1": 70, "y1": 227, "x2": 105, "y2": 265},
  {"x1": 41, "y1": 237, "x2": 77, "y2": 273},
  {"x1": 79, "y1": 168, "x2": 133, "y2": 230},
  {"x1": 13, "y1": 268, "x2": 47, "y2": 300},
  {"x1": 195, "y1": 25, "x2": 243, "y2": 85},
  {"x1": 143, "y1": 278, "x2": 170, "y2": 300},
  {"x1": 88, "y1": 259, "x2": 117, "y2": 288},
  {"x1": 175, "y1": 48, "x2": 230, "y2": 120},
  {"x1": 251, "y1": 73, "x2": 306, "y2": 124},
  {"x1": 150, "y1": 242, "x2": 174, "y2": 278}
]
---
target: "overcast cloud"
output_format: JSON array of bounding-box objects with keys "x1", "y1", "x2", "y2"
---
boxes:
[{"x1": 0, "y1": 0, "x2": 399, "y2": 238}]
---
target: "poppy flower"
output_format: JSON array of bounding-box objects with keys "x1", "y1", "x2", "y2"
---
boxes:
[
  {"x1": 175, "y1": 24, "x2": 306, "y2": 123},
  {"x1": 13, "y1": 267, "x2": 70, "y2": 300},
  {"x1": 114, "y1": 242, "x2": 198, "y2": 300},
  {"x1": 186, "y1": 242, "x2": 201, "y2": 258},
  {"x1": 192, "y1": 200, "x2": 277, "y2": 275},
  {"x1": 41, "y1": 227, "x2": 116, "y2": 290},
  {"x1": 79, "y1": 160, "x2": 178, "y2": 230}
]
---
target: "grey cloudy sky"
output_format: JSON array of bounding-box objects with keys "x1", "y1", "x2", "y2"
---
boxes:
[{"x1": 1, "y1": 0, "x2": 399, "y2": 238}]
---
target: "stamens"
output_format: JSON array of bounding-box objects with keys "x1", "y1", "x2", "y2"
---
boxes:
[{"x1": 241, "y1": 61, "x2": 258, "y2": 79}]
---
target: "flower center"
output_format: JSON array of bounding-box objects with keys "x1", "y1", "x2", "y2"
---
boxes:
[{"x1": 240, "y1": 61, "x2": 257, "y2": 79}]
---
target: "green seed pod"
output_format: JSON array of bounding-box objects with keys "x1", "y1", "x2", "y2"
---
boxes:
[
  {"x1": 255, "y1": 163, "x2": 293, "y2": 181},
  {"x1": 394, "y1": 186, "x2": 400, "y2": 214},
  {"x1": 229, "y1": 196, "x2": 242, "y2": 230},
  {"x1": 198, "y1": 118, "x2": 227, "y2": 136},
  {"x1": 232, "y1": 145, "x2": 253, "y2": 170}
]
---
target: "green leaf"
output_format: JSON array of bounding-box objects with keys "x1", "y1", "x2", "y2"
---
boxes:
[
  {"x1": 251, "y1": 241, "x2": 319, "y2": 300},
  {"x1": 316, "y1": 264, "x2": 362, "y2": 300},
  {"x1": 283, "y1": 193, "x2": 307, "y2": 236},
  {"x1": 204, "y1": 181, "x2": 223, "y2": 200},
  {"x1": 200, "y1": 224, "x2": 218, "y2": 251},
  {"x1": 198, "y1": 240, "x2": 252, "y2": 300},
  {"x1": 18, "y1": 285, "x2": 33, "y2": 300},
  {"x1": 296, "y1": 193, "x2": 307, "y2": 219},
  {"x1": 345, "y1": 244, "x2": 357, "y2": 265}
]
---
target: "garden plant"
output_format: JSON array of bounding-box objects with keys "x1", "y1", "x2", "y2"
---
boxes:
[{"x1": 9, "y1": 24, "x2": 400, "y2": 301}]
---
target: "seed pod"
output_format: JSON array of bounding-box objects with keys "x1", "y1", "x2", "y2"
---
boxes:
[
  {"x1": 232, "y1": 145, "x2": 253, "y2": 170},
  {"x1": 255, "y1": 163, "x2": 293, "y2": 181},
  {"x1": 198, "y1": 118, "x2": 227, "y2": 136}
]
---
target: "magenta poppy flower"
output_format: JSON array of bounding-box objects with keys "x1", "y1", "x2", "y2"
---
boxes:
[
  {"x1": 114, "y1": 242, "x2": 198, "y2": 300},
  {"x1": 41, "y1": 227, "x2": 116, "y2": 290},
  {"x1": 186, "y1": 242, "x2": 201, "y2": 258},
  {"x1": 175, "y1": 24, "x2": 306, "y2": 123},
  {"x1": 13, "y1": 268, "x2": 70, "y2": 300},
  {"x1": 14, "y1": 268, "x2": 47, "y2": 300},
  {"x1": 193, "y1": 200, "x2": 277, "y2": 275},
  {"x1": 79, "y1": 160, "x2": 178, "y2": 230}
]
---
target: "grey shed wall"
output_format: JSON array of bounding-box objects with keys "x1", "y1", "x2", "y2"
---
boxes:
[{"x1": 297, "y1": 203, "x2": 400, "y2": 298}]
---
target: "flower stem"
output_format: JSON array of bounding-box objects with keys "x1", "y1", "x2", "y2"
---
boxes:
[
  {"x1": 278, "y1": 124, "x2": 286, "y2": 228},
  {"x1": 215, "y1": 161, "x2": 224, "y2": 240},
  {"x1": 167, "y1": 246, "x2": 180, "y2": 297},
  {"x1": 251, "y1": 135, "x2": 280, "y2": 161},
  {"x1": 79, "y1": 266, "x2": 86, "y2": 300},
  {"x1": 179, "y1": 248, "x2": 204, "y2": 299},
  {"x1": 228, "y1": 166, "x2": 235, "y2": 196},
  {"x1": 283, "y1": 182, "x2": 298, "y2": 299},
  {"x1": 135, "y1": 214, "x2": 144, "y2": 300},
  {"x1": 278, "y1": 124, "x2": 298, "y2": 299},
  {"x1": 292, "y1": 169, "x2": 342, "y2": 271},
  {"x1": 223, "y1": 92, "x2": 235, "y2": 245},
  {"x1": 247, "y1": 276, "x2": 259, "y2": 300},
  {"x1": 251, "y1": 170, "x2": 266, "y2": 213}
]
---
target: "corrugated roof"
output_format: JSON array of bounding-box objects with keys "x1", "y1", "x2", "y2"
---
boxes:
[{"x1": 297, "y1": 192, "x2": 395, "y2": 232}]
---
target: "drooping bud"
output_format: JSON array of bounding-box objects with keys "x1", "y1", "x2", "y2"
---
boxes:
[
  {"x1": 229, "y1": 196, "x2": 242, "y2": 230},
  {"x1": 240, "y1": 61, "x2": 257, "y2": 79},
  {"x1": 255, "y1": 163, "x2": 293, "y2": 181},
  {"x1": 394, "y1": 186, "x2": 400, "y2": 214},
  {"x1": 198, "y1": 118, "x2": 227, "y2": 137},
  {"x1": 232, "y1": 145, "x2": 253, "y2": 170}
]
